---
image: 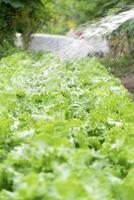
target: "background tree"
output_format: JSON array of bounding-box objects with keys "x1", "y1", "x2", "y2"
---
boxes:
[{"x1": 0, "y1": 0, "x2": 54, "y2": 48}]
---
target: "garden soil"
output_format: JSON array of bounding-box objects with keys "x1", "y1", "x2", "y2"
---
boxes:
[{"x1": 121, "y1": 74, "x2": 134, "y2": 100}]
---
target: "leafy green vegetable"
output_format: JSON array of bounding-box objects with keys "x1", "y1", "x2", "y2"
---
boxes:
[{"x1": 0, "y1": 50, "x2": 134, "y2": 199}]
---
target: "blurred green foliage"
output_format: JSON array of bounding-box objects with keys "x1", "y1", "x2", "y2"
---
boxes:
[
  {"x1": 100, "y1": 19, "x2": 134, "y2": 78},
  {"x1": 41, "y1": 0, "x2": 134, "y2": 34},
  {"x1": 111, "y1": 19, "x2": 134, "y2": 58},
  {"x1": 0, "y1": 0, "x2": 54, "y2": 47}
]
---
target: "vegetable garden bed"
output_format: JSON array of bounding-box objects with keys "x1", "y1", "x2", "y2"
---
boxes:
[{"x1": 0, "y1": 51, "x2": 134, "y2": 199}]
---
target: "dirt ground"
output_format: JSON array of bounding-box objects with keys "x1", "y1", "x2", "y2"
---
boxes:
[{"x1": 121, "y1": 75, "x2": 134, "y2": 100}]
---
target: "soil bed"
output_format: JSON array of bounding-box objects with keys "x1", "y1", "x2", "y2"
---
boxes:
[{"x1": 121, "y1": 74, "x2": 134, "y2": 99}]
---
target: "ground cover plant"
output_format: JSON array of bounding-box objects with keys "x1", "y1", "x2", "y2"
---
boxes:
[{"x1": 0, "y1": 51, "x2": 134, "y2": 199}]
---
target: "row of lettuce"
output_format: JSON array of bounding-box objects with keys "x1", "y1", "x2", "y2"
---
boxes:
[{"x1": 0, "y1": 51, "x2": 134, "y2": 199}]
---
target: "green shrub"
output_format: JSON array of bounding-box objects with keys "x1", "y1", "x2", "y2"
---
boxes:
[{"x1": 100, "y1": 19, "x2": 134, "y2": 78}]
